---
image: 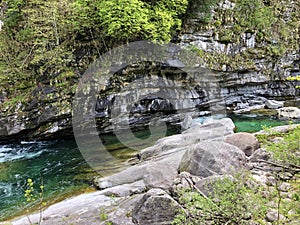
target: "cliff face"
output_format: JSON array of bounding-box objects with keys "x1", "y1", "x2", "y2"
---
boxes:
[
  {"x1": 178, "y1": 0, "x2": 300, "y2": 108},
  {"x1": 0, "y1": 0, "x2": 299, "y2": 142}
]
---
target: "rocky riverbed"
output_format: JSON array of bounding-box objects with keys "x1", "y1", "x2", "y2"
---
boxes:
[{"x1": 4, "y1": 118, "x2": 299, "y2": 225}]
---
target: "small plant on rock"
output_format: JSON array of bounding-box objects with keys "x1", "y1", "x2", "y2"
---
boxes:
[{"x1": 24, "y1": 178, "x2": 45, "y2": 225}]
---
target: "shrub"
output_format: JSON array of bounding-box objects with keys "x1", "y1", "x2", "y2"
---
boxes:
[
  {"x1": 265, "y1": 126, "x2": 300, "y2": 167},
  {"x1": 173, "y1": 174, "x2": 267, "y2": 224}
]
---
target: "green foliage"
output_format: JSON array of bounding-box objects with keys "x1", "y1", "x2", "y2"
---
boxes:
[
  {"x1": 98, "y1": 0, "x2": 149, "y2": 41},
  {"x1": 173, "y1": 174, "x2": 267, "y2": 224},
  {"x1": 24, "y1": 178, "x2": 45, "y2": 225},
  {"x1": 0, "y1": 0, "x2": 76, "y2": 94},
  {"x1": 287, "y1": 76, "x2": 300, "y2": 88},
  {"x1": 100, "y1": 212, "x2": 108, "y2": 221},
  {"x1": 98, "y1": 0, "x2": 188, "y2": 42},
  {"x1": 264, "y1": 126, "x2": 300, "y2": 167},
  {"x1": 0, "y1": 0, "x2": 189, "y2": 108},
  {"x1": 186, "y1": 0, "x2": 219, "y2": 23},
  {"x1": 235, "y1": 0, "x2": 275, "y2": 33}
]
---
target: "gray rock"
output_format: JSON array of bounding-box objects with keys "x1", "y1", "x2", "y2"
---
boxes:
[
  {"x1": 266, "y1": 209, "x2": 285, "y2": 222},
  {"x1": 99, "y1": 180, "x2": 146, "y2": 197},
  {"x1": 132, "y1": 189, "x2": 183, "y2": 225},
  {"x1": 95, "y1": 151, "x2": 184, "y2": 192},
  {"x1": 265, "y1": 99, "x2": 284, "y2": 109},
  {"x1": 181, "y1": 115, "x2": 194, "y2": 130},
  {"x1": 233, "y1": 105, "x2": 265, "y2": 114},
  {"x1": 278, "y1": 182, "x2": 291, "y2": 192},
  {"x1": 173, "y1": 172, "x2": 201, "y2": 191},
  {"x1": 179, "y1": 140, "x2": 246, "y2": 177},
  {"x1": 12, "y1": 192, "x2": 115, "y2": 225},
  {"x1": 202, "y1": 117, "x2": 236, "y2": 134},
  {"x1": 106, "y1": 195, "x2": 143, "y2": 225},
  {"x1": 277, "y1": 107, "x2": 300, "y2": 119},
  {"x1": 224, "y1": 132, "x2": 260, "y2": 156},
  {"x1": 248, "y1": 148, "x2": 271, "y2": 162}
]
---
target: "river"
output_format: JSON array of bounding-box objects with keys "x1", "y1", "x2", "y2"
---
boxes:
[{"x1": 0, "y1": 115, "x2": 297, "y2": 221}]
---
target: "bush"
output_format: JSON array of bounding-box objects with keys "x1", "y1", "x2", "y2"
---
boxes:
[
  {"x1": 173, "y1": 174, "x2": 267, "y2": 225},
  {"x1": 265, "y1": 126, "x2": 300, "y2": 167},
  {"x1": 98, "y1": 0, "x2": 188, "y2": 42}
]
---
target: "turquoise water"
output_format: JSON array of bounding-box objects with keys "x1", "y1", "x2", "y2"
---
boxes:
[
  {"x1": 230, "y1": 114, "x2": 299, "y2": 133},
  {"x1": 0, "y1": 115, "x2": 299, "y2": 221},
  {"x1": 0, "y1": 140, "x2": 93, "y2": 221},
  {"x1": 0, "y1": 127, "x2": 179, "y2": 221}
]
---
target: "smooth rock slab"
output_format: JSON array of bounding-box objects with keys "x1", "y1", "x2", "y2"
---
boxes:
[
  {"x1": 139, "y1": 118, "x2": 235, "y2": 160},
  {"x1": 95, "y1": 150, "x2": 185, "y2": 192},
  {"x1": 12, "y1": 192, "x2": 113, "y2": 225},
  {"x1": 98, "y1": 180, "x2": 146, "y2": 197}
]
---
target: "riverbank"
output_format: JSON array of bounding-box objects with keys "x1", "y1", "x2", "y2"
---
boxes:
[{"x1": 4, "y1": 118, "x2": 299, "y2": 225}]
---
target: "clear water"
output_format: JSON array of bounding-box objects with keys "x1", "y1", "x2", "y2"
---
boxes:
[
  {"x1": 231, "y1": 114, "x2": 300, "y2": 133},
  {"x1": 0, "y1": 127, "x2": 180, "y2": 221},
  {"x1": 0, "y1": 140, "x2": 95, "y2": 221},
  {"x1": 0, "y1": 115, "x2": 299, "y2": 221}
]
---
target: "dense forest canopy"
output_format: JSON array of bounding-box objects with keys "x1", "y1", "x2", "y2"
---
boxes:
[{"x1": 0, "y1": 0, "x2": 299, "y2": 111}]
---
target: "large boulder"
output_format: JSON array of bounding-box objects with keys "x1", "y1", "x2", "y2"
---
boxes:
[
  {"x1": 224, "y1": 132, "x2": 260, "y2": 156},
  {"x1": 265, "y1": 99, "x2": 284, "y2": 109},
  {"x1": 132, "y1": 189, "x2": 183, "y2": 225},
  {"x1": 277, "y1": 107, "x2": 300, "y2": 119},
  {"x1": 179, "y1": 140, "x2": 246, "y2": 177}
]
